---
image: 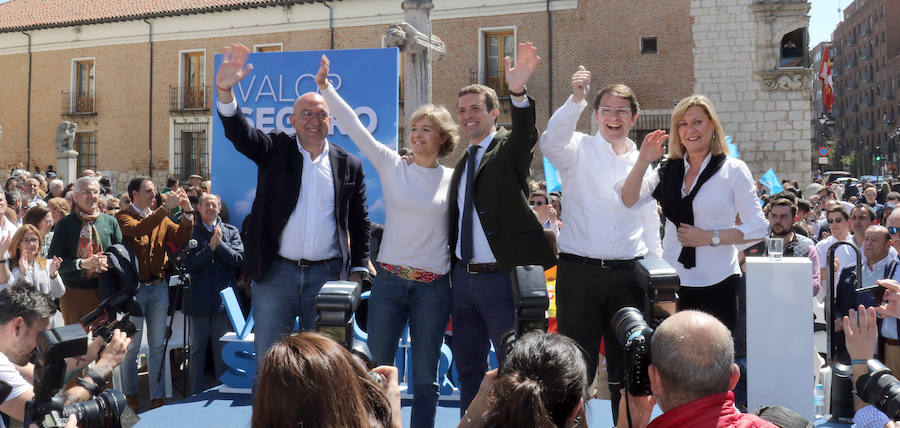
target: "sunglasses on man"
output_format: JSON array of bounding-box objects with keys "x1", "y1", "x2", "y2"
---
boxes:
[
  {"x1": 827, "y1": 217, "x2": 845, "y2": 224},
  {"x1": 529, "y1": 200, "x2": 545, "y2": 206}
]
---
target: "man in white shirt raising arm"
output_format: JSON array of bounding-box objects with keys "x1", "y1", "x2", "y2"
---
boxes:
[{"x1": 539, "y1": 66, "x2": 662, "y2": 422}]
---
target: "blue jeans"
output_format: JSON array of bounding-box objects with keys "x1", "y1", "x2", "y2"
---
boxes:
[
  {"x1": 366, "y1": 264, "x2": 450, "y2": 428},
  {"x1": 450, "y1": 264, "x2": 515, "y2": 416},
  {"x1": 251, "y1": 258, "x2": 342, "y2": 378},
  {"x1": 188, "y1": 313, "x2": 232, "y2": 395},
  {"x1": 122, "y1": 281, "x2": 169, "y2": 399}
]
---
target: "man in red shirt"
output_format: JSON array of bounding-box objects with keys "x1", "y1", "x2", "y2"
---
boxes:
[{"x1": 618, "y1": 310, "x2": 778, "y2": 428}]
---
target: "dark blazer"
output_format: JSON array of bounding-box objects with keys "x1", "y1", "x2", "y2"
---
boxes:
[
  {"x1": 219, "y1": 108, "x2": 370, "y2": 282},
  {"x1": 448, "y1": 96, "x2": 556, "y2": 270},
  {"x1": 184, "y1": 219, "x2": 244, "y2": 316}
]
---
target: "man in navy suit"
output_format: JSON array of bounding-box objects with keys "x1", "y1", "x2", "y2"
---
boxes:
[{"x1": 215, "y1": 43, "x2": 370, "y2": 381}]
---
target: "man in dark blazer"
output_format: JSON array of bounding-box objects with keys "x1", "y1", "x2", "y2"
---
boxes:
[
  {"x1": 449, "y1": 42, "x2": 556, "y2": 415},
  {"x1": 214, "y1": 43, "x2": 370, "y2": 379}
]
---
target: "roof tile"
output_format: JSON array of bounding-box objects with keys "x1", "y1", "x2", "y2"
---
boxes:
[{"x1": 0, "y1": 0, "x2": 321, "y2": 31}]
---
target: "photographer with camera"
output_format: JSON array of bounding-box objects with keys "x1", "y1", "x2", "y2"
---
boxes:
[
  {"x1": 841, "y1": 304, "x2": 897, "y2": 428},
  {"x1": 615, "y1": 310, "x2": 778, "y2": 428},
  {"x1": 0, "y1": 282, "x2": 129, "y2": 428}
]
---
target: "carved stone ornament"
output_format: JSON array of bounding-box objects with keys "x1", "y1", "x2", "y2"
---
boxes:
[
  {"x1": 383, "y1": 22, "x2": 445, "y2": 60},
  {"x1": 759, "y1": 69, "x2": 812, "y2": 92},
  {"x1": 53, "y1": 121, "x2": 77, "y2": 152}
]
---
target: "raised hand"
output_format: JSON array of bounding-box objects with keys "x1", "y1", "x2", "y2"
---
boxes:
[
  {"x1": 638, "y1": 129, "x2": 669, "y2": 164},
  {"x1": 843, "y1": 305, "x2": 878, "y2": 360},
  {"x1": 570, "y1": 65, "x2": 591, "y2": 104},
  {"x1": 215, "y1": 43, "x2": 253, "y2": 92},
  {"x1": 49, "y1": 256, "x2": 61, "y2": 278},
  {"x1": 876, "y1": 279, "x2": 900, "y2": 319},
  {"x1": 0, "y1": 233, "x2": 12, "y2": 257},
  {"x1": 18, "y1": 256, "x2": 31, "y2": 274},
  {"x1": 315, "y1": 55, "x2": 331, "y2": 90},
  {"x1": 176, "y1": 188, "x2": 192, "y2": 212},
  {"x1": 210, "y1": 226, "x2": 221, "y2": 251},
  {"x1": 505, "y1": 42, "x2": 541, "y2": 94}
]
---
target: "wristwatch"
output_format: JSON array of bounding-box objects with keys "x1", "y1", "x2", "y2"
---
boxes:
[{"x1": 711, "y1": 230, "x2": 720, "y2": 247}]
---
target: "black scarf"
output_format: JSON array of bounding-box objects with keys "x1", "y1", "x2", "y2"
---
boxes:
[{"x1": 652, "y1": 153, "x2": 727, "y2": 269}]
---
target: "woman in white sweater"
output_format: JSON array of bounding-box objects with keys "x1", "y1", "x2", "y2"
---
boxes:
[{"x1": 316, "y1": 55, "x2": 457, "y2": 428}]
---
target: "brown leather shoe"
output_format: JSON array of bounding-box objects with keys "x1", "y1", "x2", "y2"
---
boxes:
[
  {"x1": 150, "y1": 398, "x2": 165, "y2": 409},
  {"x1": 125, "y1": 395, "x2": 139, "y2": 412}
]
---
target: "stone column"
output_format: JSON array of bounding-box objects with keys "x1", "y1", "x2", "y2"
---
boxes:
[
  {"x1": 384, "y1": 0, "x2": 446, "y2": 125},
  {"x1": 56, "y1": 150, "x2": 78, "y2": 185}
]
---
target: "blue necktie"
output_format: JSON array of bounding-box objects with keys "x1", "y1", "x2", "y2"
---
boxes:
[{"x1": 460, "y1": 145, "x2": 480, "y2": 263}]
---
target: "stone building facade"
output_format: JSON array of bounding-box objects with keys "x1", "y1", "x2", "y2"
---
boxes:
[
  {"x1": 691, "y1": 0, "x2": 813, "y2": 185},
  {"x1": 0, "y1": 0, "x2": 814, "y2": 192},
  {"x1": 0, "y1": 0, "x2": 699, "y2": 192},
  {"x1": 830, "y1": 0, "x2": 900, "y2": 177}
]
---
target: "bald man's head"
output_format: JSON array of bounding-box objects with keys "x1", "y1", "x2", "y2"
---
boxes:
[
  {"x1": 650, "y1": 311, "x2": 735, "y2": 409},
  {"x1": 289, "y1": 92, "x2": 331, "y2": 145}
]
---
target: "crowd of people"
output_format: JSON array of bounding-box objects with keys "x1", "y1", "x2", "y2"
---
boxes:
[
  {"x1": 0, "y1": 164, "x2": 244, "y2": 423},
  {"x1": 2, "y1": 36, "x2": 898, "y2": 428}
]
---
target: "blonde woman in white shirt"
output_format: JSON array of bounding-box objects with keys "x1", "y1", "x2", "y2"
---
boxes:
[
  {"x1": 316, "y1": 55, "x2": 457, "y2": 428},
  {"x1": 620, "y1": 95, "x2": 767, "y2": 332}
]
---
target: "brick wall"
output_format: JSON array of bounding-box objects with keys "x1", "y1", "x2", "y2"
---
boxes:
[{"x1": 0, "y1": 0, "x2": 695, "y2": 191}]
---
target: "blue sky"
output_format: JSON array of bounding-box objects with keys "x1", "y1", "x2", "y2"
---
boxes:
[{"x1": 810, "y1": 0, "x2": 847, "y2": 46}]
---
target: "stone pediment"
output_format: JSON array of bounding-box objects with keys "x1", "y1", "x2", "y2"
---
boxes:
[{"x1": 757, "y1": 68, "x2": 813, "y2": 92}]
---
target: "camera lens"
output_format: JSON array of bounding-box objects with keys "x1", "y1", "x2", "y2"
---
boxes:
[
  {"x1": 65, "y1": 389, "x2": 126, "y2": 428},
  {"x1": 613, "y1": 307, "x2": 650, "y2": 345},
  {"x1": 859, "y1": 369, "x2": 900, "y2": 420}
]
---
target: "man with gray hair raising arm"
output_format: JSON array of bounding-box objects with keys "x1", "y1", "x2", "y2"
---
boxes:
[{"x1": 617, "y1": 310, "x2": 777, "y2": 428}]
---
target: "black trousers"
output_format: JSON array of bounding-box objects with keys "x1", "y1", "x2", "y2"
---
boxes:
[
  {"x1": 555, "y1": 256, "x2": 647, "y2": 422},
  {"x1": 677, "y1": 274, "x2": 741, "y2": 333}
]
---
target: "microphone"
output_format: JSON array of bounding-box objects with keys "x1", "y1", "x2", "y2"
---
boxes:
[{"x1": 174, "y1": 239, "x2": 199, "y2": 265}]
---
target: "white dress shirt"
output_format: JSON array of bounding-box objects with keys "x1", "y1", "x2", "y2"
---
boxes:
[
  {"x1": 322, "y1": 85, "x2": 452, "y2": 274},
  {"x1": 278, "y1": 140, "x2": 340, "y2": 261},
  {"x1": 218, "y1": 98, "x2": 340, "y2": 262},
  {"x1": 635, "y1": 153, "x2": 768, "y2": 287},
  {"x1": 540, "y1": 95, "x2": 662, "y2": 259},
  {"x1": 454, "y1": 97, "x2": 531, "y2": 263}
]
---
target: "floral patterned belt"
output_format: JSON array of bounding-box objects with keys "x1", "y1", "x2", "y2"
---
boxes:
[{"x1": 379, "y1": 262, "x2": 445, "y2": 283}]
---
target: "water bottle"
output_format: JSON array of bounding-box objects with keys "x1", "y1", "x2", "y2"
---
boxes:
[{"x1": 814, "y1": 383, "x2": 826, "y2": 417}]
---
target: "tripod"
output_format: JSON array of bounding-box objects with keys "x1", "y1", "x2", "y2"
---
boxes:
[{"x1": 158, "y1": 246, "x2": 193, "y2": 397}]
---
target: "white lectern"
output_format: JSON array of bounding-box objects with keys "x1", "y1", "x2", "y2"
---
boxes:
[{"x1": 746, "y1": 257, "x2": 814, "y2": 420}]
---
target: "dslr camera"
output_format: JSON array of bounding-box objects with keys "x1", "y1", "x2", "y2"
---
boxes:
[
  {"x1": 611, "y1": 259, "x2": 680, "y2": 397},
  {"x1": 500, "y1": 265, "x2": 551, "y2": 358},
  {"x1": 613, "y1": 307, "x2": 654, "y2": 396},
  {"x1": 24, "y1": 324, "x2": 132, "y2": 428},
  {"x1": 856, "y1": 359, "x2": 900, "y2": 420},
  {"x1": 79, "y1": 288, "x2": 138, "y2": 344},
  {"x1": 315, "y1": 281, "x2": 382, "y2": 384}
]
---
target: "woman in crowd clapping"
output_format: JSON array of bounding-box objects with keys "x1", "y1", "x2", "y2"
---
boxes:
[
  {"x1": 620, "y1": 95, "x2": 767, "y2": 332},
  {"x1": 316, "y1": 55, "x2": 457, "y2": 427},
  {"x1": 0, "y1": 224, "x2": 64, "y2": 299}
]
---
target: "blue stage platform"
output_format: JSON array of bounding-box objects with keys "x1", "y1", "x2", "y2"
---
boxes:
[{"x1": 133, "y1": 385, "x2": 667, "y2": 427}]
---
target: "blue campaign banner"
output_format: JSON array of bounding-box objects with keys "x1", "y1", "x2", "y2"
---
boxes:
[{"x1": 211, "y1": 48, "x2": 399, "y2": 229}]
